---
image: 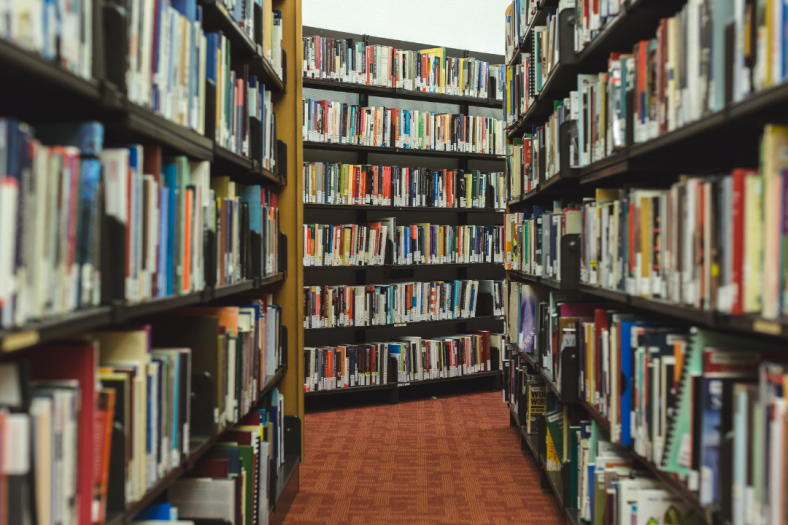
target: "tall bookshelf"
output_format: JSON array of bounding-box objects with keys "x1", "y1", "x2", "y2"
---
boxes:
[
  {"x1": 302, "y1": 27, "x2": 507, "y2": 402},
  {"x1": 503, "y1": 2, "x2": 788, "y2": 525},
  {"x1": 0, "y1": 0, "x2": 304, "y2": 522}
]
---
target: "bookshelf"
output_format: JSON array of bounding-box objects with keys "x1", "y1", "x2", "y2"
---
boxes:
[
  {"x1": 0, "y1": 0, "x2": 304, "y2": 522},
  {"x1": 502, "y1": 1, "x2": 788, "y2": 525},
  {"x1": 302, "y1": 28, "x2": 507, "y2": 399}
]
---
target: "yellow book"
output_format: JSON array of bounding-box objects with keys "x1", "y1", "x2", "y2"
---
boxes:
[
  {"x1": 744, "y1": 175, "x2": 764, "y2": 312},
  {"x1": 342, "y1": 227, "x2": 352, "y2": 265},
  {"x1": 211, "y1": 176, "x2": 232, "y2": 199},
  {"x1": 761, "y1": 125, "x2": 788, "y2": 318},
  {"x1": 585, "y1": 323, "x2": 595, "y2": 403}
]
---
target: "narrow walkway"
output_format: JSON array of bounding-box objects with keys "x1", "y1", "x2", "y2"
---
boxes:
[{"x1": 284, "y1": 391, "x2": 565, "y2": 525}]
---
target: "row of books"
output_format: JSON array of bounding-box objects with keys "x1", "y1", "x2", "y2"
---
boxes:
[
  {"x1": 505, "y1": 135, "x2": 533, "y2": 199},
  {"x1": 0, "y1": 120, "x2": 280, "y2": 329},
  {"x1": 128, "y1": 0, "x2": 284, "y2": 133},
  {"x1": 507, "y1": 58, "x2": 625, "y2": 182},
  {"x1": 505, "y1": 277, "x2": 788, "y2": 516},
  {"x1": 165, "y1": 385, "x2": 283, "y2": 525},
  {"x1": 574, "y1": 419, "x2": 704, "y2": 525},
  {"x1": 302, "y1": 162, "x2": 507, "y2": 210},
  {"x1": 391, "y1": 332, "x2": 500, "y2": 382},
  {"x1": 0, "y1": 0, "x2": 286, "y2": 139},
  {"x1": 0, "y1": 298, "x2": 283, "y2": 524},
  {"x1": 303, "y1": 222, "x2": 389, "y2": 267},
  {"x1": 302, "y1": 279, "x2": 494, "y2": 329},
  {"x1": 506, "y1": 362, "x2": 548, "y2": 434},
  {"x1": 505, "y1": 362, "x2": 707, "y2": 525},
  {"x1": 506, "y1": 1, "x2": 739, "y2": 172},
  {"x1": 304, "y1": 343, "x2": 391, "y2": 391},
  {"x1": 304, "y1": 331, "x2": 503, "y2": 391},
  {"x1": 575, "y1": 126, "x2": 788, "y2": 318},
  {"x1": 125, "y1": 379, "x2": 281, "y2": 524},
  {"x1": 504, "y1": 0, "x2": 537, "y2": 63},
  {"x1": 391, "y1": 223, "x2": 505, "y2": 266},
  {"x1": 303, "y1": 220, "x2": 505, "y2": 267},
  {"x1": 504, "y1": 204, "x2": 580, "y2": 280},
  {"x1": 574, "y1": 304, "x2": 788, "y2": 517},
  {"x1": 302, "y1": 37, "x2": 504, "y2": 100},
  {"x1": 0, "y1": 0, "x2": 91, "y2": 79},
  {"x1": 503, "y1": 3, "x2": 568, "y2": 125},
  {"x1": 573, "y1": 0, "x2": 624, "y2": 54},
  {"x1": 302, "y1": 99, "x2": 506, "y2": 155},
  {"x1": 210, "y1": 37, "x2": 277, "y2": 169}
]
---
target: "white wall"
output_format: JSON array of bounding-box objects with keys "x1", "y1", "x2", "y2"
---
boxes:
[{"x1": 302, "y1": 0, "x2": 510, "y2": 56}]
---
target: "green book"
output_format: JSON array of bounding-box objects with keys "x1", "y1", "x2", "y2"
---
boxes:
[{"x1": 545, "y1": 409, "x2": 564, "y2": 463}]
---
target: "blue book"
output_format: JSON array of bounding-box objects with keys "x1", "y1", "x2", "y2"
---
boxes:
[
  {"x1": 134, "y1": 503, "x2": 172, "y2": 521},
  {"x1": 127, "y1": 146, "x2": 142, "y2": 292},
  {"x1": 35, "y1": 121, "x2": 104, "y2": 156},
  {"x1": 158, "y1": 186, "x2": 169, "y2": 297},
  {"x1": 240, "y1": 185, "x2": 262, "y2": 235},
  {"x1": 619, "y1": 321, "x2": 638, "y2": 445},
  {"x1": 77, "y1": 158, "x2": 102, "y2": 305},
  {"x1": 162, "y1": 164, "x2": 178, "y2": 296}
]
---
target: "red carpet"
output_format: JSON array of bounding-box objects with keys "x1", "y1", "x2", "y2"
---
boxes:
[{"x1": 284, "y1": 391, "x2": 565, "y2": 525}]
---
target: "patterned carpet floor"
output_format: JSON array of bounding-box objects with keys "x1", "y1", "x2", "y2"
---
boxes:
[{"x1": 283, "y1": 391, "x2": 565, "y2": 525}]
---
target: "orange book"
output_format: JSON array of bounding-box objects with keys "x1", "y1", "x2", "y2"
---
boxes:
[
  {"x1": 338, "y1": 347, "x2": 347, "y2": 387},
  {"x1": 93, "y1": 388, "x2": 116, "y2": 524}
]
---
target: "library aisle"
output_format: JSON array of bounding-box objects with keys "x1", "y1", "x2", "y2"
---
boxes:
[{"x1": 285, "y1": 392, "x2": 564, "y2": 525}]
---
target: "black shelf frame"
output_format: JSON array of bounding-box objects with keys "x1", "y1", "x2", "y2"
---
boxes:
[
  {"x1": 305, "y1": 382, "x2": 397, "y2": 397},
  {"x1": 303, "y1": 203, "x2": 504, "y2": 214},
  {"x1": 105, "y1": 364, "x2": 290, "y2": 525},
  {"x1": 213, "y1": 145, "x2": 284, "y2": 185},
  {"x1": 303, "y1": 262, "x2": 503, "y2": 271},
  {"x1": 398, "y1": 369, "x2": 502, "y2": 387},
  {"x1": 304, "y1": 78, "x2": 502, "y2": 109},
  {"x1": 304, "y1": 140, "x2": 504, "y2": 160},
  {"x1": 304, "y1": 315, "x2": 504, "y2": 334},
  {"x1": 0, "y1": 273, "x2": 284, "y2": 353}
]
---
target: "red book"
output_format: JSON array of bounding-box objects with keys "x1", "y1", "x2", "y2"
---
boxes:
[
  {"x1": 94, "y1": 388, "x2": 115, "y2": 524},
  {"x1": 372, "y1": 165, "x2": 379, "y2": 203},
  {"x1": 383, "y1": 166, "x2": 391, "y2": 205},
  {"x1": 469, "y1": 330, "x2": 491, "y2": 372},
  {"x1": 17, "y1": 342, "x2": 98, "y2": 525},
  {"x1": 731, "y1": 169, "x2": 755, "y2": 314},
  {"x1": 187, "y1": 458, "x2": 230, "y2": 479}
]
